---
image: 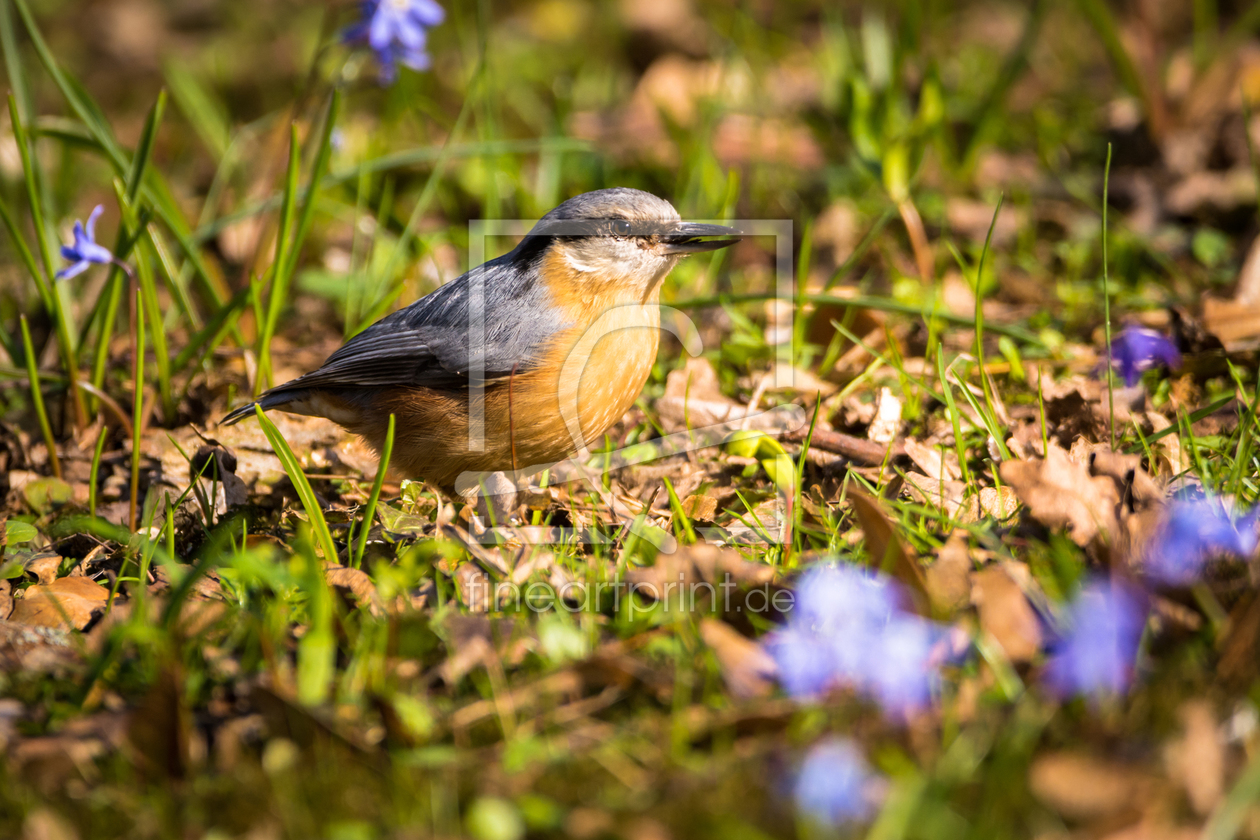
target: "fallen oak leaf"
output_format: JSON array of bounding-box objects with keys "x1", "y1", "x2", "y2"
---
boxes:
[
  {"x1": 10, "y1": 576, "x2": 110, "y2": 631},
  {"x1": 998, "y1": 444, "x2": 1119, "y2": 547}
]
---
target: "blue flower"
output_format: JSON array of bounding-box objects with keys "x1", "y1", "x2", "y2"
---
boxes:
[
  {"x1": 55, "y1": 205, "x2": 113, "y2": 280},
  {"x1": 764, "y1": 563, "x2": 950, "y2": 715},
  {"x1": 794, "y1": 738, "x2": 883, "y2": 827},
  {"x1": 345, "y1": 0, "x2": 444, "y2": 84},
  {"x1": 1145, "y1": 497, "x2": 1259, "y2": 585},
  {"x1": 861, "y1": 616, "x2": 941, "y2": 713},
  {"x1": 1109, "y1": 326, "x2": 1181, "y2": 387},
  {"x1": 762, "y1": 625, "x2": 835, "y2": 700},
  {"x1": 793, "y1": 562, "x2": 901, "y2": 633},
  {"x1": 1045, "y1": 579, "x2": 1146, "y2": 700}
]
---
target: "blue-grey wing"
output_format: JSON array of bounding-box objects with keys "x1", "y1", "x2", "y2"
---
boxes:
[{"x1": 262, "y1": 252, "x2": 566, "y2": 395}]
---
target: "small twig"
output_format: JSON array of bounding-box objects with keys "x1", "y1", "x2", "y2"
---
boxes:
[{"x1": 782, "y1": 426, "x2": 906, "y2": 465}]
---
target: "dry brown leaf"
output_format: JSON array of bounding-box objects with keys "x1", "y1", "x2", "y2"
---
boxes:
[
  {"x1": 957, "y1": 486, "x2": 1020, "y2": 524},
  {"x1": 24, "y1": 553, "x2": 61, "y2": 586},
  {"x1": 324, "y1": 563, "x2": 381, "y2": 615},
  {"x1": 902, "y1": 471, "x2": 968, "y2": 518},
  {"x1": 681, "y1": 494, "x2": 718, "y2": 521},
  {"x1": 1090, "y1": 450, "x2": 1164, "y2": 508},
  {"x1": 1097, "y1": 820, "x2": 1201, "y2": 840},
  {"x1": 848, "y1": 486, "x2": 928, "y2": 608},
  {"x1": 925, "y1": 532, "x2": 972, "y2": 614},
  {"x1": 699, "y1": 618, "x2": 775, "y2": 699},
  {"x1": 903, "y1": 438, "x2": 961, "y2": 482},
  {"x1": 655, "y1": 358, "x2": 744, "y2": 431},
  {"x1": 1029, "y1": 752, "x2": 1150, "y2": 820},
  {"x1": 970, "y1": 566, "x2": 1043, "y2": 663},
  {"x1": 999, "y1": 444, "x2": 1120, "y2": 547},
  {"x1": 10, "y1": 577, "x2": 110, "y2": 631}
]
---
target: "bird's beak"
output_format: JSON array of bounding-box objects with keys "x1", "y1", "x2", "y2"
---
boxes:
[{"x1": 660, "y1": 222, "x2": 742, "y2": 255}]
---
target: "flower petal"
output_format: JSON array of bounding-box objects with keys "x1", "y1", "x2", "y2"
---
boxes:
[
  {"x1": 80, "y1": 242, "x2": 114, "y2": 264},
  {"x1": 85, "y1": 205, "x2": 105, "y2": 242},
  {"x1": 410, "y1": 0, "x2": 445, "y2": 25},
  {"x1": 55, "y1": 260, "x2": 90, "y2": 281}
]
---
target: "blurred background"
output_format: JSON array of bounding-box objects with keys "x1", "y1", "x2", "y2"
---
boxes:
[{"x1": 5, "y1": 2, "x2": 1260, "y2": 836}]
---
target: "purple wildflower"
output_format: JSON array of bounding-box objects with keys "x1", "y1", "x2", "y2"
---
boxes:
[
  {"x1": 793, "y1": 738, "x2": 884, "y2": 827},
  {"x1": 861, "y1": 616, "x2": 941, "y2": 713},
  {"x1": 55, "y1": 206, "x2": 112, "y2": 280},
  {"x1": 763, "y1": 563, "x2": 950, "y2": 715},
  {"x1": 762, "y1": 625, "x2": 835, "y2": 700},
  {"x1": 1109, "y1": 326, "x2": 1181, "y2": 387},
  {"x1": 1144, "y1": 497, "x2": 1259, "y2": 585},
  {"x1": 344, "y1": 0, "x2": 444, "y2": 84},
  {"x1": 1045, "y1": 579, "x2": 1146, "y2": 700},
  {"x1": 793, "y1": 562, "x2": 901, "y2": 633}
]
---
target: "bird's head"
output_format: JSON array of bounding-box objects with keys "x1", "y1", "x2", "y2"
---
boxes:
[{"x1": 525, "y1": 188, "x2": 740, "y2": 302}]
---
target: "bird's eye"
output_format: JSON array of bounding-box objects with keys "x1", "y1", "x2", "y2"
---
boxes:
[{"x1": 613, "y1": 219, "x2": 632, "y2": 236}]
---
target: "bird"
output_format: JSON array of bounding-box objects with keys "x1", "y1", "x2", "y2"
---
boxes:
[{"x1": 222, "y1": 188, "x2": 740, "y2": 496}]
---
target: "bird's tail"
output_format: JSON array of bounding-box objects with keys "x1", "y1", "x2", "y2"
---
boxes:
[{"x1": 219, "y1": 389, "x2": 303, "y2": 426}]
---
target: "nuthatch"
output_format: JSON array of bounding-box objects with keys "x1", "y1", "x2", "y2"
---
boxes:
[{"x1": 222, "y1": 188, "x2": 740, "y2": 493}]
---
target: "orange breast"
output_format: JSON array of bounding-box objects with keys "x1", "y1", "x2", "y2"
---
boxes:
[{"x1": 339, "y1": 287, "x2": 662, "y2": 489}]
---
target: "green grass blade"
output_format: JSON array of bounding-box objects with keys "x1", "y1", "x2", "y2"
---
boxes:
[
  {"x1": 163, "y1": 58, "x2": 229, "y2": 160},
  {"x1": 172, "y1": 283, "x2": 252, "y2": 374},
  {"x1": 0, "y1": 0, "x2": 32, "y2": 134},
  {"x1": 973, "y1": 193, "x2": 1004, "y2": 417},
  {"x1": 10, "y1": 94, "x2": 56, "y2": 312},
  {"x1": 126, "y1": 90, "x2": 166, "y2": 203},
  {"x1": 254, "y1": 405, "x2": 340, "y2": 565},
  {"x1": 353, "y1": 412, "x2": 394, "y2": 569},
  {"x1": 129, "y1": 287, "x2": 144, "y2": 533},
  {"x1": 190, "y1": 137, "x2": 589, "y2": 245},
  {"x1": 1073, "y1": 0, "x2": 1155, "y2": 129},
  {"x1": 19, "y1": 315, "x2": 59, "y2": 479},
  {"x1": 937, "y1": 350, "x2": 973, "y2": 487},
  {"x1": 87, "y1": 423, "x2": 107, "y2": 519},
  {"x1": 297, "y1": 533, "x2": 336, "y2": 706},
  {"x1": 9, "y1": 94, "x2": 86, "y2": 428},
  {"x1": 13, "y1": 0, "x2": 233, "y2": 323},
  {"x1": 115, "y1": 180, "x2": 174, "y2": 423},
  {"x1": 256, "y1": 123, "x2": 302, "y2": 393},
  {"x1": 278, "y1": 89, "x2": 340, "y2": 286}
]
